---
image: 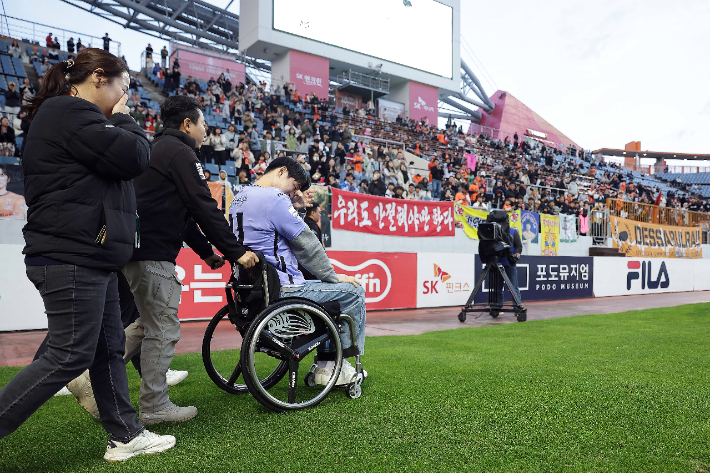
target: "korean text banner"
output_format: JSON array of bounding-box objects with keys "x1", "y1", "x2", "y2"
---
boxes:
[
  {"x1": 609, "y1": 216, "x2": 702, "y2": 258},
  {"x1": 454, "y1": 205, "x2": 521, "y2": 239},
  {"x1": 540, "y1": 214, "x2": 560, "y2": 256},
  {"x1": 331, "y1": 189, "x2": 454, "y2": 237}
]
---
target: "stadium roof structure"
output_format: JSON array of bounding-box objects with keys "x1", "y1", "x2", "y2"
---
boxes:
[
  {"x1": 592, "y1": 149, "x2": 710, "y2": 161},
  {"x1": 468, "y1": 91, "x2": 582, "y2": 151}
]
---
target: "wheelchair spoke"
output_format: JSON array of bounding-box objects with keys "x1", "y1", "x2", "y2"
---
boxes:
[
  {"x1": 287, "y1": 358, "x2": 299, "y2": 404},
  {"x1": 227, "y1": 361, "x2": 242, "y2": 386}
]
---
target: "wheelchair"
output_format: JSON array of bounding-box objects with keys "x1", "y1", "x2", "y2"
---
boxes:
[{"x1": 202, "y1": 254, "x2": 365, "y2": 412}]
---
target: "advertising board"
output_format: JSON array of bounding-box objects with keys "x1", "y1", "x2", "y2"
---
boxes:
[
  {"x1": 171, "y1": 46, "x2": 246, "y2": 84},
  {"x1": 327, "y1": 251, "x2": 417, "y2": 310},
  {"x1": 593, "y1": 257, "x2": 695, "y2": 297},
  {"x1": 416, "y1": 253, "x2": 476, "y2": 308},
  {"x1": 175, "y1": 249, "x2": 232, "y2": 320},
  {"x1": 472, "y1": 255, "x2": 594, "y2": 304}
]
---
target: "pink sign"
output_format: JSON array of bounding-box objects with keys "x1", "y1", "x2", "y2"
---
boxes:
[
  {"x1": 290, "y1": 50, "x2": 329, "y2": 99},
  {"x1": 408, "y1": 81, "x2": 438, "y2": 122},
  {"x1": 171, "y1": 47, "x2": 246, "y2": 85}
]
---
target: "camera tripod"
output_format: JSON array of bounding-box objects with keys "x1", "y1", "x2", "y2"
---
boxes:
[{"x1": 458, "y1": 260, "x2": 527, "y2": 323}]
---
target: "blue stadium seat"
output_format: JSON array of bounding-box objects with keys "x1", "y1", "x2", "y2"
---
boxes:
[
  {"x1": 15, "y1": 136, "x2": 23, "y2": 150},
  {"x1": 205, "y1": 163, "x2": 219, "y2": 175},
  {"x1": 222, "y1": 161, "x2": 236, "y2": 177},
  {"x1": 0, "y1": 156, "x2": 20, "y2": 165}
]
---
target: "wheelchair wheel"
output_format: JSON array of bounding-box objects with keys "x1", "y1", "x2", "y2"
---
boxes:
[
  {"x1": 202, "y1": 305, "x2": 288, "y2": 395},
  {"x1": 241, "y1": 299, "x2": 343, "y2": 412}
]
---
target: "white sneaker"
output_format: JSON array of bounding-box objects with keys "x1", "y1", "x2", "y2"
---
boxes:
[
  {"x1": 314, "y1": 360, "x2": 366, "y2": 386},
  {"x1": 335, "y1": 360, "x2": 359, "y2": 386},
  {"x1": 54, "y1": 386, "x2": 72, "y2": 396},
  {"x1": 66, "y1": 370, "x2": 100, "y2": 419},
  {"x1": 139, "y1": 403, "x2": 198, "y2": 426},
  {"x1": 314, "y1": 361, "x2": 335, "y2": 385},
  {"x1": 103, "y1": 429, "x2": 176, "y2": 462},
  {"x1": 166, "y1": 369, "x2": 188, "y2": 387}
]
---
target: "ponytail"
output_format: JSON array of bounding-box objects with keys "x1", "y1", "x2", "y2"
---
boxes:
[{"x1": 24, "y1": 48, "x2": 128, "y2": 119}]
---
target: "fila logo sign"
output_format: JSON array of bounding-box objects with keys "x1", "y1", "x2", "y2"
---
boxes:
[{"x1": 627, "y1": 260, "x2": 669, "y2": 291}]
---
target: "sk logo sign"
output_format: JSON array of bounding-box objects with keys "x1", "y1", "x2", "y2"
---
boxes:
[{"x1": 627, "y1": 261, "x2": 670, "y2": 290}]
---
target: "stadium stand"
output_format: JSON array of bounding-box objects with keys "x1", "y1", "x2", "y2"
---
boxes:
[{"x1": 2, "y1": 33, "x2": 709, "y2": 223}]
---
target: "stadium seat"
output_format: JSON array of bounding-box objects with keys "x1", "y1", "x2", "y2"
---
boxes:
[
  {"x1": 223, "y1": 161, "x2": 236, "y2": 177},
  {"x1": 205, "y1": 163, "x2": 219, "y2": 176},
  {"x1": 0, "y1": 156, "x2": 20, "y2": 165}
]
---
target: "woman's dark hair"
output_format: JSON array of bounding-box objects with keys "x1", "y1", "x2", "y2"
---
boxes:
[
  {"x1": 264, "y1": 157, "x2": 311, "y2": 192},
  {"x1": 25, "y1": 48, "x2": 128, "y2": 119},
  {"x1": 160, "y1": 95, "x2": 202, "y2": 130}
]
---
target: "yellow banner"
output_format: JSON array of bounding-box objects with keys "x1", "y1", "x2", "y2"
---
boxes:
[
  {"x1": 454, "y1": 205, "x2": 521, "y2": 240},
  {"x1": 610, "y1": 216, "x2": 702, "y2": 258},
  {"x1": 540, "y1": 214, "x2": 560, "y2": 256}
]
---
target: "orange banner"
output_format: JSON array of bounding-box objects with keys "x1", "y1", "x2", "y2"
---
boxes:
[{"x1": 610, "y1": 216, "x2": 702, "y2": 259}]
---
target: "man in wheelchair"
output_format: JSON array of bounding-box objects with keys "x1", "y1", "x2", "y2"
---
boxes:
[{"x1": 229, "y1": 157, "x2": 367, "y2": 385}]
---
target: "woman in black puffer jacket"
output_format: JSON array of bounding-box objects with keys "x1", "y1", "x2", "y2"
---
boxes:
[{"x1": 0, "y1": 49, "x2": 175, "y2": 462}]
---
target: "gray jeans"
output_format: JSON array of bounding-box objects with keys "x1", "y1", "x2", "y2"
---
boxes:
[
  {"x1": 122, "y1": 261, "x2": 182, "y2": 414},
  {"x1": 0, "y1": 265, "x2": 143, "y2": 441}
]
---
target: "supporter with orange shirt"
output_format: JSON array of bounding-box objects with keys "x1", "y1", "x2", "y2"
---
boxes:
[{"x1": 352, "y1": 151, "x2": 364, "y2": 182}]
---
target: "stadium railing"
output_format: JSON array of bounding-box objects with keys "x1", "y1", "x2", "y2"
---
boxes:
[{"x1": 606, "y1": 197, "x2": 710, "y2": 227}]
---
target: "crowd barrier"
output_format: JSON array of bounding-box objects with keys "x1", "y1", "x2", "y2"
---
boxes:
[{"x1": 3, "y1": 245, "x2": 710, "y2": 331}]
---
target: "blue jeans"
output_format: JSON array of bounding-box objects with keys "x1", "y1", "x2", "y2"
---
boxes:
[
  {"x1": 0, "y1": 265, "x2": 143, "y2": 441},
  {"x1": 432, "y1": 179, "x2": 442, "y2": 199},
  {"x1": 281, "y1": 281, "x2": 366, "y2": 356},
  {"x1": 494, "y1": 264, "x2": 522, "y2": 306}
]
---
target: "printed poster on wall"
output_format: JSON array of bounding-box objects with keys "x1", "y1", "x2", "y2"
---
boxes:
[
  {"x1": 609, "y1": 216, "x2": 702, "y2": 259},
  {"x1": 559, "y1": 214, "x2": 577, "y2": 243},
  {"x1": 454, "y1": 205, "x2": 522, "y2": 240},
  {"x1": 332, "y1": 189, "x2": 454, "y2": 237},
  {"x1": 521, "y1": 210, "x2": 539, "y2": 244},
  {"x1": 540, "y1": 214, "x2": 560, "y2": 256}
]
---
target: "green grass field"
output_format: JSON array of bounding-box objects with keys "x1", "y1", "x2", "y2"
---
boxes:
[{"x1": 1, "y1": 304, "x2": 709, "y2": 472}]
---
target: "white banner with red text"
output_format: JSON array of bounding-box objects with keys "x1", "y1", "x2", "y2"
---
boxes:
[{"x1": 331, "y1": 188, "x2": 455, "y2": 237}]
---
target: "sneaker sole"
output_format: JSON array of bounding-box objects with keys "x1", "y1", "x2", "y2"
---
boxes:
[
  {"x1": 104, "y1": 438, "x2": 177, "y2": 462},
  {"x1": 139, "y1": 411, "x2": 198, "y2": 426}
]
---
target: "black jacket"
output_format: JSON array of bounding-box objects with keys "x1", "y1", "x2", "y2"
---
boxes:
[
  {"x1": 131, "y1": 128, "x2": 247, "y2": 264},
  {"x1": 370, "y1": 178, "x2": 387, "y2": 196},
  {"x1": 22, "y1": 95, "x2": 150, "y2": 271}
]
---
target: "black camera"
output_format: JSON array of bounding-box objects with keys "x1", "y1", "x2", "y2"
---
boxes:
[
  {"x1": 479, "y1": 210, "x2": 510, "y2": 245},
  {"x1": 478, "y1": 222, "x2": 504, "y2": 241}
]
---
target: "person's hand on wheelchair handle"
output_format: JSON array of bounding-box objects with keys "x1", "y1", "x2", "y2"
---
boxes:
[
  {"x1": 237, "y1": 250, "x2": 259, "y2": 269},
  {"x1": 204, "y1": 254, "x2": 225, "y2": 270},
  {"x1": 337, "y1": 274, "x2": 361, "y2": 287}
]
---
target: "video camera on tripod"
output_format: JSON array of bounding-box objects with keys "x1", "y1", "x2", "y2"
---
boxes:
[{"x1": 458, "y1": 210, "x2": 526, "y2": 323}]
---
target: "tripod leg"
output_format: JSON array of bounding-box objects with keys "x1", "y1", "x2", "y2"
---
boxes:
[
  {"x1": 463, "y1": 264, "x2": 491, "y2": 308},
  {"x1": 497, "y1": 264, "x2": 524, "y2": 308}
]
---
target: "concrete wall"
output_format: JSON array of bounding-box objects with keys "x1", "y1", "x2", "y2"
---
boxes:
[{"x1": 329, "y1": 227, "x2": 595, "y2": 257}]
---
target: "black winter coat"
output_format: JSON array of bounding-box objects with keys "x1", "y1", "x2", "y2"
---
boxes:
[
  {"x1": 131, "y1": 128, "x2": 247, "y2": 264},
  {"x1": 22, "y1": 96, "x2": 150, "y2": 271}
]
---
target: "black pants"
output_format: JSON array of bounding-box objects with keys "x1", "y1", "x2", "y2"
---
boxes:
[
  {"x1": 34, "y1": 271, "x2": 142, "y2": 375},
  {"x1": 0, "y1": 266, "x2": 143, "y2": 440}
]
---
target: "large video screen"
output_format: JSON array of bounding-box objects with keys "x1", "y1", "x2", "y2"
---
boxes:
[{"x1": 273, "y1": 0, "x2": 453, "y2": 79}]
